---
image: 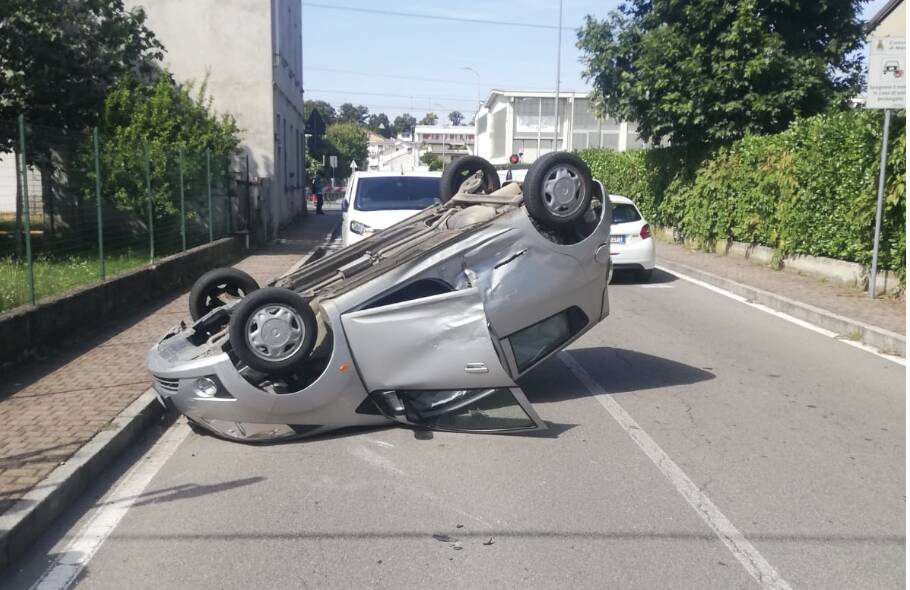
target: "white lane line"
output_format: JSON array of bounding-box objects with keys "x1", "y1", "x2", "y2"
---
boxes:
[
  {"x1": 559, "y1": 351, "x2": 793, "y2": 590},
  {"x1": 30, "y1": 422, "x2": 191, "y2": 590},
  {"x1": 639, "y1": 284, "x2": 675, "y2": 289},
  {"x1": 657, "y1": 265, "x2": 905, "y2": 366}
]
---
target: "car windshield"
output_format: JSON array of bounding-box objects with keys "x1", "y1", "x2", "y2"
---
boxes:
[
  {"x1": 354, "y1": 176, "x2": 439, "y2": 211},
  {"x1": 612, "y1": 203, "x2": 642, "y2": 224}
]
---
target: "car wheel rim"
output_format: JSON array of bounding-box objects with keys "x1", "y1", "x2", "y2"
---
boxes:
[
  {"x1": 245, "y1": 303, "x2": 305, "y2": 362},
  {"x1": 542, "y1": 164, "x2": 586, "y2": 218}
]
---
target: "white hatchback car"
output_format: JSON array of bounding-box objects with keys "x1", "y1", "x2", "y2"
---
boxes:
[
  {"x1": 341, "y1": 172, "x2": 442, "y2": 247},
  {"x1": 609, "y1": 194, "x2": 655, "y2": 281}
]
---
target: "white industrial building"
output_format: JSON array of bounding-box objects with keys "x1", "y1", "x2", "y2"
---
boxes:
[
  {"x1": 125, "y1": 0, "x2": 307, "y2": 236},
  {"x1": 474, "y1": 90, "x2": 647, "y2": 165},
  {"x1": 413, "y1": 125, "x2": 476, "y2": 168}
]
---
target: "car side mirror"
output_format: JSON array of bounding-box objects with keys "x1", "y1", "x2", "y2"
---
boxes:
[{"x1": 341, "y1": 198, "x2": 349, "y2": 211}]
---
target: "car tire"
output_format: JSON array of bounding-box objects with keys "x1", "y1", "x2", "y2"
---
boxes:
[
  {"x1": 636, "y1": 268, "x2": 653, "y2": 282},
  {"x1": 439, "y1": 156, "x2": 500, "y2": 202},
  {"x1": 523, "y1": 152, "x2": 594, "y2": 228},
  {"x1": 229, "y1": 287, "x2": 318, "y2": 374},
  {"x1": 189, "y1": 268, "x2": 260, "y2": 320}
]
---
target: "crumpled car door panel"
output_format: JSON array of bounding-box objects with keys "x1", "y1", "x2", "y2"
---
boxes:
[{"x1": 341, "y1": 287, "x2": 513, "y2": 391}]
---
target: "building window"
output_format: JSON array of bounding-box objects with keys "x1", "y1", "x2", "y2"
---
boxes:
[{"x1": 491, "y1": 109, "x2": 507, "y2": 158}]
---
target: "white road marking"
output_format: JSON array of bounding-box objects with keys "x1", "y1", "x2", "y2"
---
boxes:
[
  {"x1": 559, "y1": 351, "x2": 794, "y2": 590},
  {"x1": 639, "y1": 284, "x2": 675, "y2": 289},
  {"x1": 657, "y1": 265, "x2": 905, "y2": 366},
  {"x1": 30, "y1": 422, "x2": 192, "y2": 590}
]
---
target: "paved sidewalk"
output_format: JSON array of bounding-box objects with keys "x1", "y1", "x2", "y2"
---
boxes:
[
  {"x1": 656, "y1": 239, "x2": 905, "y2": 335},
  {"x1": 0, "y1": 210, "x2": 341, "y2": 517}
]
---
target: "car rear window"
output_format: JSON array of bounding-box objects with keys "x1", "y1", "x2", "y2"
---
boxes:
[
  {"x1": 354, "y1": 177, "x2": 440, "y2": 211},
  {"x1": 612, "y1": 203, "x2": 642, "y2": 224}
]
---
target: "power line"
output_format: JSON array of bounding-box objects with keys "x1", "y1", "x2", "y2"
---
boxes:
[
  {"x1": 303, "y1": 99, "x2": 474, "y2": 114},
  {"x1": 301, "y1": 2, "x2": 576, "y2": 31},
  {"x1": 305, "y1": 88, "x2": 478, "y2": 105},
  {"x1": 304, "y1": 66, "x2": 551, "y2": 89}
]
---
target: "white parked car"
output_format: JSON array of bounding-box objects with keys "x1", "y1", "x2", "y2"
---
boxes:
[
  {"x1": 341, "y1": 172, "x2": 442, "y2": 247},
  {"x1": 609, "y1": 194, "x2": 655, "y2": 281}
]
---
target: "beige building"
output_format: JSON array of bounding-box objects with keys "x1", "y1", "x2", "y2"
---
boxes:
[{"x1": 125, "y1": 0, "x2": 306, "y2": 237}]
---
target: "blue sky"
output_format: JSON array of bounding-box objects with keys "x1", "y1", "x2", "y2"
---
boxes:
[{"x1": 302, "y1": 0, "x2": 891, "y2": 122}]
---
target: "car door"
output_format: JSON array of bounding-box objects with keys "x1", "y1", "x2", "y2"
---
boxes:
[{"x1": 341, "y1": 286, "x2": 546, "y2": 433}]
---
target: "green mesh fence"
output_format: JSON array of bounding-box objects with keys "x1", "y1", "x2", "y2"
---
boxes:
[{"x1": 0, "y1": 118, "x2": 244, "y2": 313}]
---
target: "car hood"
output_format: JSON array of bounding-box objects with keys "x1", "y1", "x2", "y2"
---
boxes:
[{"x1": 351, "y1": 208, "x2": 424, "y2": 231}]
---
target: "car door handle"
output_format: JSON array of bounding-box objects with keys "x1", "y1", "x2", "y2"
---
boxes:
[{"x1": 465, "y1": 362, "x2": 489, "y2": 374}]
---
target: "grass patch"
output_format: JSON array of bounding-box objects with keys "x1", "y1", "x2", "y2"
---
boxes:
[{"x1": 0, "y1": 249, "x2": 149, "y2": 313}]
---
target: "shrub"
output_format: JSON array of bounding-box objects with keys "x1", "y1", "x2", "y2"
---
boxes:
[{"x1": 580, "y1": 109, "x2": 906, "y2": 284}]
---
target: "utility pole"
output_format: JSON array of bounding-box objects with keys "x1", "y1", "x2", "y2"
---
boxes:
[{"x1": 553, "y1": 0, "x2": 563, "y2": 149}]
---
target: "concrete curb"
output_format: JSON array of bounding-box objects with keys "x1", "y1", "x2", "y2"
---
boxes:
[
  {"x1": 0, "y1": 389, "x2": 164, "y2": 571},
  {"x1": 0, "y1": 216, "x2": 344, "y2": 572},
  {"x1": 657, "y1": 259, "x2": 906, "y2": 357}
]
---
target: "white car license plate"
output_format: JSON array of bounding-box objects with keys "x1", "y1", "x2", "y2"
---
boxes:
[{"x1": 610, "y1": 235, "x2": 625, "y2": 244}]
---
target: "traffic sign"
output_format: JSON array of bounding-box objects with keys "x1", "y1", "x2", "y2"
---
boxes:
[
  {"x1": 350, "y1": 160, "x2": 357, "y2": 170},
  {"x1": 329, "y1": 155, "x2": 338, "y2": 169},
  {"x1": 867, "y1": 36, "x2": 905, "y2": 109}
]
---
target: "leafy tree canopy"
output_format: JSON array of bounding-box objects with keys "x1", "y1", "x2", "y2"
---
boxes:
[
  {"x1": 338, "y1": 103, "x2": 369, "y2": 125},
  {"x1": 577, "y1": 0, "x2": 866, "y2": 146},
  {"x1": 0, "y1": 0, "x2": 164, "y2": 150},
  {"x1": 420, "y1": 151, "x2": 443, "y2": 171},
  {"x1": 448, "y1": 111, "x2": 464, "y2": 126},
  {"x1": 368, "y1": 113, "x2": 392, "y2": 138},
  {"x1": 393, "y1": 113, "x2": 417, "y2": 136},
  {"x1": 304, "y1": 100, "x2": 336, "y2": 127},
  {"x1": 325, "y1": 122, "x2": 368, "y2": 178},
  {"x1": 419, "y1": 112, "x2": 438, "y2": 126},
  {"x1": 85, "y1": 75, "x2": 240, "y2": 215}
]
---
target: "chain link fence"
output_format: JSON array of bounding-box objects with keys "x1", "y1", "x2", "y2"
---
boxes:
[{"x1": 0, "y1": 116, "x2": 251, "y2": 313}]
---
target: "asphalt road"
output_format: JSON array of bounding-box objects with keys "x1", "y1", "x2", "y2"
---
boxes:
[{"x1": 3, "y1": 268, "x2": 904, "y2": 590}]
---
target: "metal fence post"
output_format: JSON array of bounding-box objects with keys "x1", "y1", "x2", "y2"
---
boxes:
[
  {"x1": 206, "y1": 148, "x2": 213, "y2": 242},
  {"x1": 869, "y1": 109, "x2": 891, "y2": 299},
  {"x1": 93, "y1": 127, "x2": 105, "y2": 280},
  {"x1": 146, "y1": 142, "x2": 154, "y2": 261},
  {"x1": 17, "y1": 114, "x2": 35, "y2": 305},
  {"x1": 178, "y1": 146, "x2": 186, "y2": 251}
]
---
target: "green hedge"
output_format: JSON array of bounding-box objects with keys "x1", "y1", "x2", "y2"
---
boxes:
[{"x1": 580, "y1": 109, "x2": 906, "y2": 283}]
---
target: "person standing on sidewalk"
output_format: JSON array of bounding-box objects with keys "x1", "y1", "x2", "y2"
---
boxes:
[{"x1": 311, "y1": 174, "x2": 325, "y2": 215}]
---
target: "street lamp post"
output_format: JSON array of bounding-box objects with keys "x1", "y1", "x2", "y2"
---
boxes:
[{"x1": 462, "y1": 66, "x2": 481, "y2": 110}]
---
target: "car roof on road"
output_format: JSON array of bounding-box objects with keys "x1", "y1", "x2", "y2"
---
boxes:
[
  {"x1": 353, "y1": 171, "x2": 443, "y2": 178},
  {"x1": 609, "y1": 194, "x2": 635, "y2": 206}
]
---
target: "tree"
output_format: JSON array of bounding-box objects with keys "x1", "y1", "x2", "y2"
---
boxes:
[
  {"x1": 304, "y1": 100, "x2": 336, "y2": 126},
  {"x1": 338, "y1": 103, "x2": 369, "y2": 125},
  {"x1": 325, "y1": 122, "x2": 368, "y2": 177},
  {"x1": 419, "y1": 112, "x2": 438, "y2": 126},
  {"x1": 393, "y1": 113, "x2": 417, "y2": 137},
  {"x1": 0, "y1": 0, "x2": 163, "y2": 148},
  {"x1": 81, "y1": 75, "x2": 240, "y2": 216},
  {"x1": 1, "y1": 0, "x2": 163, "y2": 252},
  {"x1": 368, "y1": 113, "x2": 392, "y2": 138},
  {"x1": 420, "y1": 152, "x2": 443, "y2": 171},
  {"x1": 577, "y1": 0, "x2": 866, "y2": 146},
  {"x1": 448, "y1": 111, "x2": 464, "y2": 126}
]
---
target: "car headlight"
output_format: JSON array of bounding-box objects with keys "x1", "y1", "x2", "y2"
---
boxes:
[
  {"x1": 350, "y1": 220, "x2": 374, "y2": 236},
  {"x1": 193, "y1": 377, "x2": 219, "y2": 398}
]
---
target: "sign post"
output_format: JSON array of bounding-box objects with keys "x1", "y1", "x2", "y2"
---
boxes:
[
  {"x1": 865, "y1": 36, "x2": 905, "y2": 298},
  {"x1": 329, "y1": 155, "x2": 338, "y2": 188}
]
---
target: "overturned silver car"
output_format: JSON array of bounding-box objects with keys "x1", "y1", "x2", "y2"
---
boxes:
[{"x1": 146, "y1": 152, "x2": 612, "y2": 442}]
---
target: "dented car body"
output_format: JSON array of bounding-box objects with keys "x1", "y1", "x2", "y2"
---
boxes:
[{"x1": 147, "y1": 155, "x2": 612, "y2": 442}]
